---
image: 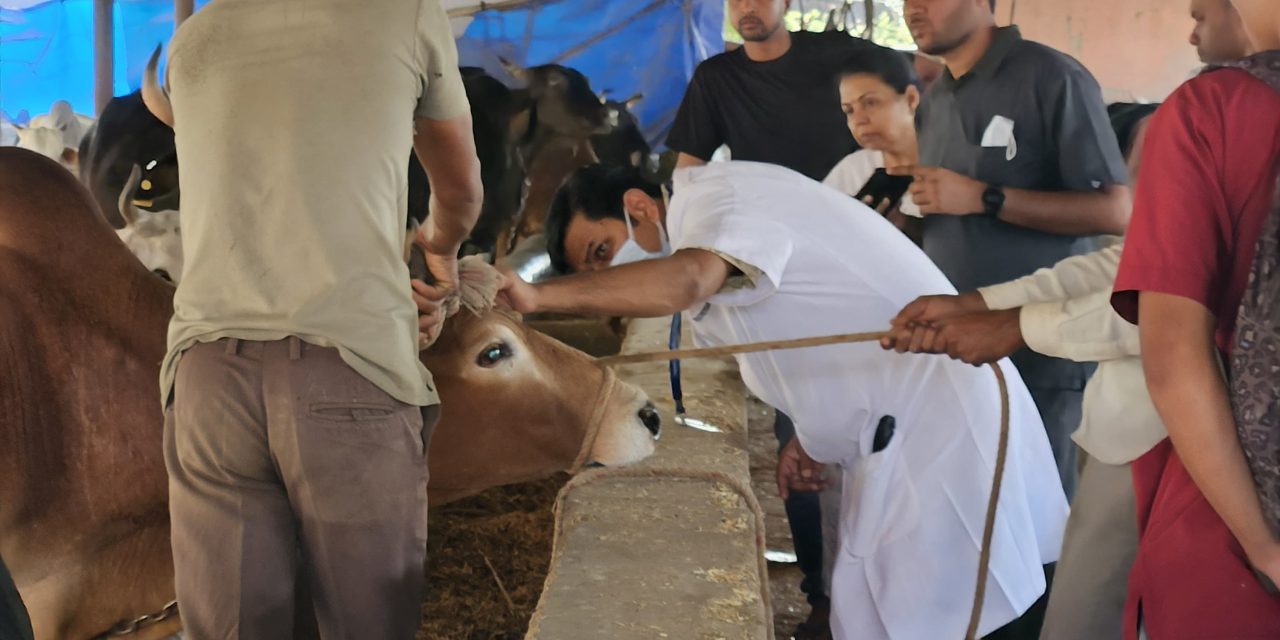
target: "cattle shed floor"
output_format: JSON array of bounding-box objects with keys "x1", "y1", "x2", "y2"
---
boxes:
[{"x1": 417, "y1": 317, "x2": 804, "y2": 640}]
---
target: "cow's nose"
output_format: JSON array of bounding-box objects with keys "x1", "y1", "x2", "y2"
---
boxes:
[{"x1": 637, "y1": 403, "x2": 661, "y2": 439}]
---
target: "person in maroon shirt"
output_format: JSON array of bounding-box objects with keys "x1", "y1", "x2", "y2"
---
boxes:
[{"x1": 1111, "y1": 3, "x2": 1280, "y2": 636}]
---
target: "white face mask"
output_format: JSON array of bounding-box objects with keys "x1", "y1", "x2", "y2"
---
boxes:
[{"x1": 610, "y1": 211, "x2": 671, "y2": 267}]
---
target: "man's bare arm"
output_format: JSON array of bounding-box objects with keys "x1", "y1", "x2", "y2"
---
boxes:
[
  {"x1": 999, "y1": 184, "x2": 1130, "y2": 236},
  {"x1": 503, "y1": 249, "x2": 731, "y2": 318},
  {"x1": 413, "y1": 114, "x2": 483, "y2": 255},
  {"x1": 899, "y1": 165, "x2": 1131, "y2": 236},
  {"x1": 1139, "y1": 292, "x2": 1280, "y2": 583}
]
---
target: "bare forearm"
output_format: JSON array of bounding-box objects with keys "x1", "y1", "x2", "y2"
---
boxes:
[
  {"x1": 534, "y1": 250, "x2": 728, "y2": 318},
  {"x1": 1141, "y1": 293, "x2": 1276, "y2": 558},
  {"x1": 414, "y1": 115, "x2": 483, "y2": 253},
  {"x1": 426, "y1": 188, "x2": 482, "y2": 253},
  {"x1": 999, "y1": 185, "x2": 1130, "y2": 236}
]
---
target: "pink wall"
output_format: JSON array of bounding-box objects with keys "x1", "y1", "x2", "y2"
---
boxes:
[{"x1": 1000, "y1": 0, "x2": 1200, "y2": 102}]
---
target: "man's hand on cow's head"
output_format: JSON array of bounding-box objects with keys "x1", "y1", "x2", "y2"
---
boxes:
[
  {"x1": 777, "y1": 436, "x2": 831, "y2": 500},
  {"x1": 410, "y1": 222, "x2": 461, "y2": 347},
  {"x1": 496, "y1": 267, "x2": 540, "y2": 314}
]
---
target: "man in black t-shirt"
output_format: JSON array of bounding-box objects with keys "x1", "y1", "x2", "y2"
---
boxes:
[
  {"x1": 665, "y1": 2, "x2": 883, "y2": 638},
  {"x1": 665, "y1": 0, "x2": 882, "y2": 181}
]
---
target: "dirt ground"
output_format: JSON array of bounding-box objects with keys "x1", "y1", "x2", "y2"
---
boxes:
[{"x1": 415, "y1": 397, "x2": 807, "y2": 640}]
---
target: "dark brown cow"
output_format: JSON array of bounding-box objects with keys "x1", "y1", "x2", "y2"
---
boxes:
[
  {"x1": 0, "y1": 148, "x2": 657, "y2": 639},
  {"x1": 513, "y1": 135, "x2": 601, "y2": 240}
]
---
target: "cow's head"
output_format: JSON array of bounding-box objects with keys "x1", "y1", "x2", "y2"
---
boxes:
[
  {"x1": 503, "y1": 60, "x2": 618, "y2": 138},
  {"x1": 421, "y1": 257, "x2": 659, "y2": 503},
  {"x1": 15, "y1": 126, "x2": 78, "y2": 176},
  {"x1": 115, "y1": 165, "x2": 183, "y2": 283},
  {"x1": 591, "y1": 93, "x2": 657, "y2": 171}
]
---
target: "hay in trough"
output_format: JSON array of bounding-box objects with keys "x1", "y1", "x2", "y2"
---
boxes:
[{"x1": 418, "y1": 474, "x2": 569, "y2": 640}]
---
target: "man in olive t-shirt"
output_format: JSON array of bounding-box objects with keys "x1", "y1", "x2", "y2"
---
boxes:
[{"x1": 156, "y1": 0, "x2": 482, "y2": 636}]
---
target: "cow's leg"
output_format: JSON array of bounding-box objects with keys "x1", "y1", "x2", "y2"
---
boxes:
[
  {"x1": 264, "y1": 337, "x2": 435, "y2": 639},
  {"x1": 164, "y1": 339, "x2": 301, "y2": 639}
]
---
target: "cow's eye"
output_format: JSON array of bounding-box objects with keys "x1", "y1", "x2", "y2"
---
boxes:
[{"x1": 477, "y1": 342, "x2": 513, "y2": 367}]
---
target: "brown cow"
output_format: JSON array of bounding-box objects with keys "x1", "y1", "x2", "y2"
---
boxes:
[{"x1": 0, "y1": 148, "x2": 658, "y2": 639}]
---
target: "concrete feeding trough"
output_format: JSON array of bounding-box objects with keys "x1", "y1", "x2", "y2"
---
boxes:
[{"x1": 527, "y1": 317, "x2": 772, "y2": 640}]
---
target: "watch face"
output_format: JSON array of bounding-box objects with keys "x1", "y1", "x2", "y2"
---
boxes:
[{"x1": 983, "y1": 186, "x2": 1005, "y2": 213}]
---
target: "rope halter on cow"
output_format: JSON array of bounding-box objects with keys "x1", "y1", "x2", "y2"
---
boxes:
[
  {"x1": 569, "y1": 365, "x2": 621, "y2": 474},
  {"x1": 597, "y1": 329, "x2": 1011, "y2": 640}
]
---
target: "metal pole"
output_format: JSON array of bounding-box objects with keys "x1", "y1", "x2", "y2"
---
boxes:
[
  {"x1": 93, "y1": 0, "x2": 113, "y2": 116},
  {"x1": 175, "y1": 0, "x2": 194, "y2": 27}
]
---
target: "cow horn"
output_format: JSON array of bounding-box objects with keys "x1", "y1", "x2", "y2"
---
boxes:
[
  {"x1": 498, "y1": 56, "x2": 527, "y2": 82},
  {"x1": 142, "y1": 45, "x2": 175, "y2": 128},
  {"x1": 118, "y1": 164, "x2": 143, "y2": 227},
  {"x1": 623, "y1": 92, "x2": 644, "y2": 109}
]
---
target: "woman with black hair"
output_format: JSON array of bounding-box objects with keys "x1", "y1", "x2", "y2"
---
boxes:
[{"x1": 823, "y1": 49, "x2": 924, "y2": 240}]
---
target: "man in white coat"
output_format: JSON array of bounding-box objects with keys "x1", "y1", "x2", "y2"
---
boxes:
[{"x1": 500, "y1": 161, "x2": 1068, "y2": 639}]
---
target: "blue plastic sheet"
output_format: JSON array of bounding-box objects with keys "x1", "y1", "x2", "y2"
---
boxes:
[{"x1": 0, "y1": 0, "x2": 722, "y2": 146}]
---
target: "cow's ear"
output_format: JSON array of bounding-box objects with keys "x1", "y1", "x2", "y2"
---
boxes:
[{"x1": 623, "y1": 93, "x2": 644, "y2": 110}]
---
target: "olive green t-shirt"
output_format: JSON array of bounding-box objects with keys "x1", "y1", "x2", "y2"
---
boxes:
[{"x1": 160, "y1": 0, "x2": 469, "y2": 407}]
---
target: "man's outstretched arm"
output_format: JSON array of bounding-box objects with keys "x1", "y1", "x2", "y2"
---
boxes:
[{"x1": 499, "y1": 249, "x2": 731, "y2": 318}]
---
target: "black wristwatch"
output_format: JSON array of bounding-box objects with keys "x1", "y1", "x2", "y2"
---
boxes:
[{"x1": 982, "y1": 184, "x2": 1005, "y2": 217}]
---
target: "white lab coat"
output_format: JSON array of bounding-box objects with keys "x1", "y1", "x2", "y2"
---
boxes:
[{"x1": 667, "y1": 162, "x2": 1067, "y2": 640}]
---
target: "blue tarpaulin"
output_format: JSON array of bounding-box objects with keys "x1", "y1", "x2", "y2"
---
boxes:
[{"x1": 0, "y1": 0, "x2": 722, "y2": 146}]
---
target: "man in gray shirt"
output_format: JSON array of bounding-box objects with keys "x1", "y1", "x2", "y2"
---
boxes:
[
  {"x1": 149, "y1": 0, "x2": 483, "y2": 637},
  {"x1": 896, "y1": 0, "x2": 1130, "y2": 500}
]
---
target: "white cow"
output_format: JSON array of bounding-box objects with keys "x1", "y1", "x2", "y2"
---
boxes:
[
  {"x1": 15, "y1": 126, "x2": 79, "y2": 177},
  {"x1": 116, "y1": 165, "x2": 183, "y2": 283},
  {"x1": 16, "y1": 101, "x2": 95, "y2": 177},
  {"x1": 29, "y1": 100, "x2": 94, "y2": 151}
]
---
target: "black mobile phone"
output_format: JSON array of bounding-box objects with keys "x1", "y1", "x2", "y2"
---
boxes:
[
  {"x1": 872, "y1": 415, "x2": 896, "y2": 453},
  {"x1": 853, "y1": 168, "x2": 913, "y2": 215}
]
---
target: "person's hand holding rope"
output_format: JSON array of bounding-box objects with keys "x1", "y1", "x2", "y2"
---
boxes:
[{"x1": 881, "y1": 292, "x2": 1027, "y2": 365}]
